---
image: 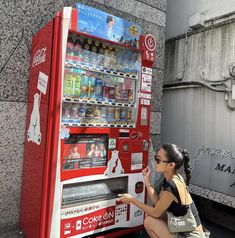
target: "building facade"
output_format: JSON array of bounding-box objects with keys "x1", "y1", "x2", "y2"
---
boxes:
[{"x1": 163, "y1": 0, "x2": 235, "y2": 230}]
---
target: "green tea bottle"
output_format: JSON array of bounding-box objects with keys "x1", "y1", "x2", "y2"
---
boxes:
[
  {"x1": 73, "y1": 69, "x2": 81, "y2": 99},
  {"x1": 63, "y1": 68, "x2": 74, "y2": 98}
]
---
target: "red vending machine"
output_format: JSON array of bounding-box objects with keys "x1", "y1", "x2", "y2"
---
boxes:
[{"x1": 20, "y1": 4, "x2": 156, "y2": 238}]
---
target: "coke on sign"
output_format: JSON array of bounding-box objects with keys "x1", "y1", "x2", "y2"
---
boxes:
[
  {"x1": 82, "y1": 211, "x2": 114, "y2": 225},
  {"x1": 61, "y1": 206, "x2": 116, "y2": 236},
  {"x1": 32, "y1": 47, "x2": 47, "y2": 67}
]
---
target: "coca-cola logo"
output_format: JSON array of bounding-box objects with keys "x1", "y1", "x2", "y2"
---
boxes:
[
  {"x1": 82, "y1": 211, "x2": 114, "y2": 225},
  {"x1": 32, "y1": 47, "x2": 47, "y2": 67}
]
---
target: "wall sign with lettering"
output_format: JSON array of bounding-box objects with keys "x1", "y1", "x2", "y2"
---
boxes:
[{"x1": 191, "y1": 146, "x2": 235, "y2": 197}]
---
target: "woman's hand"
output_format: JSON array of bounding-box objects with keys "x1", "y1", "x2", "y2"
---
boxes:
[
  {"x1": 142, "y1": 166, "x2": 151, "y2": 185},
  {"x1": 118, "y1": 193, "x2": 133, "y2": 204}
]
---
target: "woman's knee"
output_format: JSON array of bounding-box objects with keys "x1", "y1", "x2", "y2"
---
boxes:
[
  {"x1": 144, "y1": 215, "x2": 160, "y2": 229},
  {"x1": 144, "y1": 215, "x2": 152, "y2": 228}
]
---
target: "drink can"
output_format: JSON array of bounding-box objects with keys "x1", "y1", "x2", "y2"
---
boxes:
[
  {"x1": 102, "y1": 85, "x2": 110, "y2": 101},
  {"x1": 85, "y1": 106, "x2": 94, "y2": 118},
  {"x1": 120, "y1": 108, "x2": 126, "y2": 121},
  {"x1": 101, "y1": 106, "x2": 107, "y2": 118},
  {"x1": 62, "y1": 105, "x2": 71, "y2": 120},
  {"x1": 126, "y1": 108, "x2": 132, "y2": 120},
  {"x1": 128, "y1": 88, "x2": 134, "y2": 103},
  {"x1": 114, "y1": 108, "x2": 120, "y2": 121},
  {"x1": 121, "y1": 88, "x2": 128, "y2": 102},
  {"x1": 100, "y1": 106, "x2": 107, "y2": 123},
  {"x1": 107, "y1": 107, "x2": 115, "y2": 122},
  {"x1": 93, "y1": 106, "x2": 101, "y2": 118},
  {"x1": 115, "y1": 85, "x2": 121, "y2": 101},
  {"x1": 109, "y1": 86, "x2": 115, "y2": 101},
  {"x1": 78, "y1": 105, "x2": 86, "y2": 117}
]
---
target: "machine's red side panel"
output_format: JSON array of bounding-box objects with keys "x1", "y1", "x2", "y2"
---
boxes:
[
  {"x1": 19, "y1": 20, "x2": 54, "y2": 238},
  {"x1": 41, "y1": 12, "x2": 63, "y2": 238}
]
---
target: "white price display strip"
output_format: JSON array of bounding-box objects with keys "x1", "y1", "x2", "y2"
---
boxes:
[
  {"x1": 141, "y1": 99, "x2": 151, "y2": 105},
  {"x1": 141, "y1": 74, "x2": 152, "y2": 92},
  {"x1": 138, "y1": 92, "x2": 151, "y2": 99}
]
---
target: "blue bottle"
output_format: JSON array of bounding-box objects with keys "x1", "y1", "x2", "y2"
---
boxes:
[{"x1": 95, "y1": 77, "x2": 103, "y2": 100}]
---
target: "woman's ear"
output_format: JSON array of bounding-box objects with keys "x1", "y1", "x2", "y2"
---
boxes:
[{"x1": 169, "y1": 162, "x2": 176, "y2": 169}]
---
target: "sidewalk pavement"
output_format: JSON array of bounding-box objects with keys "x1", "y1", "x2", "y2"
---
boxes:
[
  {"x1": 0, "y1": 220, "x2": 234, "y2": 238},
  {"x1": 202, "y1": 219, "x2": 234, "y2": 238}
]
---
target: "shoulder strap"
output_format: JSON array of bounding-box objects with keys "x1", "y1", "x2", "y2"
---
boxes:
[
  {"x1": 166, "y1": 180, "x2": 182, "y2": 205},
  {"x1": 173, "y1": 174, "x2": 188, "y2": 205}
]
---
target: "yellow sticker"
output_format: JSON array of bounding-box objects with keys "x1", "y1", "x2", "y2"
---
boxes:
[{"x1": 129, "y1": 25, "x2": 138, "y2": 36}]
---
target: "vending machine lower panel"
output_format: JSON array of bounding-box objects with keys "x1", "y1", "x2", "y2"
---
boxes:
[{"x1": 60, "y1": 175, "x2": 144, "y2": 238}]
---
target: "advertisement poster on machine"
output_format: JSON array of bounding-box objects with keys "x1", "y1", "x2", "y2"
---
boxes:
[{"x1": 76, "y1": 3, "x2": 141, "y2": 46}]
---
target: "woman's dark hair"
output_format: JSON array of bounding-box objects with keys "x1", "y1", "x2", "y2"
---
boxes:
[
  {"x1": 106, "y1": 15, "x2": 114, "y2": 23},
  {"x1": 160, "y1": 144, "x2": 191, "y2": 186}
]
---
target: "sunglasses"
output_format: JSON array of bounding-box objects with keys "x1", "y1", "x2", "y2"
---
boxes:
[{"x1": 154, "y1": 155, "x2": 172, "y2": 164}]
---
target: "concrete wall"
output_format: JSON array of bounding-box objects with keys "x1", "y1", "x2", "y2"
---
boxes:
[
  {"x1": 162, "y1": 86, "x2": 235, "y2": 155},
  {"x1": 163, "y1": 19, "x2": 235, "y2": 206},
  {"x1": 165, "y1": 21, "x2": 235, "y2": 84},
  {"x1": 0, "y1": 0, "x2": 166, "y2": 233},
  {"x1": 166, "y1": 0, "x2": 235, "y2": 39}
]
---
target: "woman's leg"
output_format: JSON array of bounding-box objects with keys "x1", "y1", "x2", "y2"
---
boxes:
[{"x1": 144, "y1": 215, "x2": 175, "y2": 238}]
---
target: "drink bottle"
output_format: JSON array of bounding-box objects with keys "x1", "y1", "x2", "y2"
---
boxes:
[
  {"x1": 80, "y1": 74, "x2": 89, "y2": 99},
  {"x1": 82, "y1": 38, "x2": 91, "y2": 63},
  {"x1": 88, "y1": 75, "x2": 96, "y2": 99},
  {"x1": 95, "y1": 77, "x2": 103, "y2": 100},
  {"x1": 74, "y1": 38, "x2": 83, "y2": 63},
  {"x1": 90, "y1": 41, "x2": 98, "y2": 65},
  {"x1": 73, "y1": 69, "x2": 81, "y2": 99},
  {"x1": 63, "y1": 68, "x2": 74, "y2": 98},
  {"x1": 66, "y1": 36, "x2": 74, "y2": 63}
]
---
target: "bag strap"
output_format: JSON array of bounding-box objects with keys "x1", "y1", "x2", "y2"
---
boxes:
[
  {"x1": 173, "y1": 174, "x2": 188, "y2": 205},
  {"x1": 167, "y1": 180, "x2": 182, "y2": 205}
]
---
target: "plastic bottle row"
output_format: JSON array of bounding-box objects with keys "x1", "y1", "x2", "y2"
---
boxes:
[
  {"x1": 66, "y1": 35, "x2": 141, "y2": 75},
  {"x1": 62, "y1": 104, "x2": 134, "y2": 125},
  {"x1": 63, "y1": 67, "x2": 135, "y2": 104}
]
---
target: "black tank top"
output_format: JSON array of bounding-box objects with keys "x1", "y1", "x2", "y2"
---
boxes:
[{"x1": 162, "y1": 179, "x2": 201, "y2": 226}]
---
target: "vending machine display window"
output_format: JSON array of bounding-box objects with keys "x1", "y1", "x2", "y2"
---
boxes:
[
  {"x1": 62, "y1": 34, "x2": 141, "y2": 128},
  {"x1": 62, "y1": 176, "x2": 128, "y2": 207},
  {"x1": 62, "y1": 134, "x2": 108, "y2": 171}
]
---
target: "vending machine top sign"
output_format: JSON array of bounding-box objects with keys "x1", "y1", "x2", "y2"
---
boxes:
[{"x1": 75, "y1": 3, "x2": 142, "y2": 47}]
